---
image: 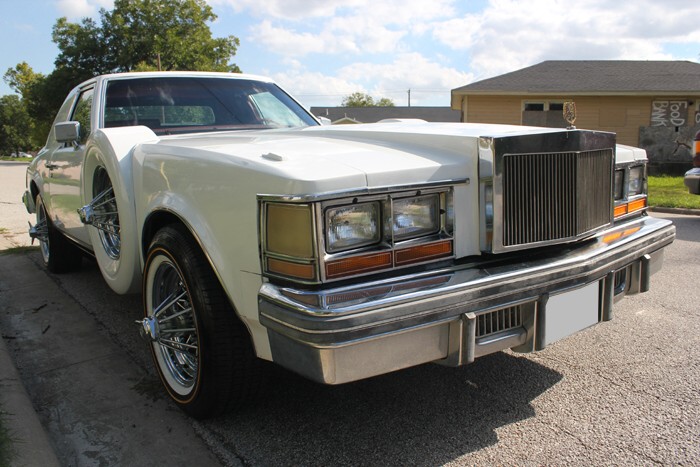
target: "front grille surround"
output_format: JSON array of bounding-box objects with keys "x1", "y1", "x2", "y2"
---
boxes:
[{"x1": 480, "y1": 130, "x2": 616, "y2": 253}]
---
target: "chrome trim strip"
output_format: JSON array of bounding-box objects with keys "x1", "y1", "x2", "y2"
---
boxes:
[
  {"x1": 259, "y1": 215, "x2": 674, "y2": 346},
  {"x1": 257, "y1": 178, "x2": 469, "y2": 203}
]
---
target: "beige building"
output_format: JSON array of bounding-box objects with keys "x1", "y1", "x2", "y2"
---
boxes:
[{"x1": 451, "y1": 61, "x2": 700, "y2": 172}]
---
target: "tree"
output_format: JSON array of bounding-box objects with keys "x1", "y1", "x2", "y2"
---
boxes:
[
  {"x1": 5, "y1": 0, "x2": 241, "y2": 149},
  {"x1": 0, "y1": 95, "x2": 33, "y2": 156},
  {"x1": 375, "y1": 97, "x2": 395, "y2": 107},
  {"x1": 342, "y1": 92, "x2": 395, "y2": 107},
  {"x1": 4, "y1": 64, "x2": 58, "y2": 145},
  {"x1": 52, "y1": 0, "x2": 240, "y2": 75},
  {"x1": 3, "y1": 63, "x2": 50, "y2": 147}
]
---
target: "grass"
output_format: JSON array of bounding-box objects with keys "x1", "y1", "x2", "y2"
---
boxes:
[
  {"x1": 0, "y1": 157, "x2": 32, "y2": 162},
  {"x1": 0, "y1": 246, "x2": 39, "y2": 256},
  {"x1": 647, "y1": 175, "x2": 700, "y2": 209}
]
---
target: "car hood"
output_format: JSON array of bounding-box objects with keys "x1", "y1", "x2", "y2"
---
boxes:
[{"x1": 146, "y1": 121, "x2": 570, "y2": 192}]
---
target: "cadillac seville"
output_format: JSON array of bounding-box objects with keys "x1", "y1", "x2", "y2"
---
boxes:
[{"x1": 23, "y1": 72, "x2": 675, "y2": 418}]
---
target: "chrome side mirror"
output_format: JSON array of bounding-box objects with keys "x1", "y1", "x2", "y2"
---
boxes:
[{"x1": 55, "y1": 121, "x2": 81, "y2": 144}]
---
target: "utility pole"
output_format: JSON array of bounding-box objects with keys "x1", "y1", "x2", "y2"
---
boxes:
[{"x1": 407, "y1": 89, "x2": 411, "y2": 107}]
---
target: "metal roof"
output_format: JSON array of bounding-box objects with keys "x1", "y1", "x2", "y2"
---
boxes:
[{"x1": 452, "y1": 60, "x2": 700, "y2": 95}]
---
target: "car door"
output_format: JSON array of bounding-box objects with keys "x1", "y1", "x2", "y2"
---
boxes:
[{"x1": 45, "y1": 86, "x2": 95, "y2": 246}]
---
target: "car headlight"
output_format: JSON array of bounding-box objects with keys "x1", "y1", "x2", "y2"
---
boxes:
[
  {"x1": 614, "y1": 170, "x2": 624, "y2": 200},
  {"x1": 325, "y1": 202, "x2": 380, "y2": 252},
  {"x1": 628, "y1": 166, "x2": 644, "y2": 196},
  {"x1": 391, "y1": 195, "x2": 440, "y2": 241}
]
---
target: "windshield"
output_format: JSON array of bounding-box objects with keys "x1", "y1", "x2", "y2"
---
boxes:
[{"x1": 103, "y1": 76, "x2": 318, "y2": 135}]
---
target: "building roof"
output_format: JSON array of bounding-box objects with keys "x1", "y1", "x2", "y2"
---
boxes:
[
  {"x1": 452, "y1": 60, "x2": 700, "y2": 96},
  {"x1": 310, "y1": 106, "x2": 461, "y2": 123}
]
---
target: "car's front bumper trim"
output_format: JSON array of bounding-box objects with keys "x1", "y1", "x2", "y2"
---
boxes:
[
  {"x1": 258, "y1": 215, "x2": 675, "y2": 384},
  {"x1": 684, "y1": 167, "x2": 700, "y2": 195}
]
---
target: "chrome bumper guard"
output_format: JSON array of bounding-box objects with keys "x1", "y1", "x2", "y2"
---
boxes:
[
  {"x1": 684, "y1": 167, "x2": 700, "y2": 195},
  {"x1": 258, "y1": 216, "x2": 675, "y2": 384}
]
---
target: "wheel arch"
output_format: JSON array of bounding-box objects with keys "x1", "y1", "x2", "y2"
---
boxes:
[{"x1": 141, "y1": 209, "x2": 259, "y2": 352}]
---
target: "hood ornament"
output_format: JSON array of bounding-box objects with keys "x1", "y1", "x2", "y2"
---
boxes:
[{"x1": 563, "y1": 101, "x2": 577, "y2": 129}]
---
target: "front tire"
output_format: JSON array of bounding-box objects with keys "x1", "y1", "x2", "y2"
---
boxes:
[
  {"x1": 141, "y1": 224, "x2": 261, "y2": 419},
  {"x1": 35, "y1": 194, "x2": 82, "y2": 273}
]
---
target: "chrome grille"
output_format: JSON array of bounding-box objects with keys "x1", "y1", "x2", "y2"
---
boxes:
[
  {"x1": 476, "y1": 306, "x2": 523, "y2": 338},
  {"x1": 502, "y1": 149, "x2": 613, "y2": 247}
]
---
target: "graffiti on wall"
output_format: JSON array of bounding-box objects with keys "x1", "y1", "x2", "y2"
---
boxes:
[{"x1": 651, "y1": 100, "x2": 690, "y2": 127}]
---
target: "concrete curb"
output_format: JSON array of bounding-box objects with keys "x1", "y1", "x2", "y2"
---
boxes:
[
  {"x1": 0, "y1": 333, "x2": 60, "y2": 467},
  {"x1": 648, "y1": 206, "x2": 700, "y2": 216}
]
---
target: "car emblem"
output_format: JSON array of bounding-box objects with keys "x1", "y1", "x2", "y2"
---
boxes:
[{"x1": 563, "y1": 101, "x2": 577, "y2": 129}]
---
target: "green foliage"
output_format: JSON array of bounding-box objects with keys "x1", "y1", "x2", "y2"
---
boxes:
[
  {"x1": 3, "y1": 64, "x2": 61, "y2": 146},
  {"x1": 647, "y1": 175, "x2": 700, "y2": 209},
  {"x1": 342, "y1": 92, "x2": 395, "y2": 107},
  {"x1": 0, "y1": 95, "x2": 33, "y2": 156},
  {"x1": 102, "y1": 0, "x2": 240, "y2": 73},
  {"x1": 2, "y1": 0, "x2": 241, "y2": 152}
]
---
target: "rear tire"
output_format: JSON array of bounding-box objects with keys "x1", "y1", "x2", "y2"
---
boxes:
[
  {"x1": 141, "y1": 224, "x2": 262, "y2": 419},
  {"x1": 35, "y1": 194, "x2": 82, "y2": 273}
]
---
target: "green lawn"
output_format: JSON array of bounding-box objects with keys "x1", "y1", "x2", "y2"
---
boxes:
[
  {"x1": 648, "y1": 176, "x2": 700, "y2": 209},
  {"x1": 0, "y1": 156, "x2": 32, "y2": 162}
]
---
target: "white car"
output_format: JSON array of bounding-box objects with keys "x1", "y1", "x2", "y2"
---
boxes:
[
  {"x1": 23, "y1": 71, "x2": 675, "y2": 419},
  {"x1": 683, "y1": 130, "x2": 700, "y2": 194}
]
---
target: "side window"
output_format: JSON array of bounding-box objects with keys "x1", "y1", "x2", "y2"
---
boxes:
[{"x1": 72, "y1": 88, "x2": 94, "y2": 144}]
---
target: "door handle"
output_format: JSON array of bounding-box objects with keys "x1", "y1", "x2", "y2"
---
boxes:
[{"x1": 45, "y1": 163, "x2": 58, "y2": 170}]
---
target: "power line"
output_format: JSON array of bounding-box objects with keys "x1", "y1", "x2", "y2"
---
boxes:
[{"x1": 294, "y1": 88, "x2": 452, "y2": 97}]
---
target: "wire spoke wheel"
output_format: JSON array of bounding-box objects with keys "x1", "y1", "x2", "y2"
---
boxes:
[
  {"x1": 144, "y1": 255, "x2": 199, "y2": 396},
  {"x1": 139, "y1": 225, "x2": 264, "y2": 419},
  {"x1": 35, "y1": 198, "x2": 51, "y2": 263},
  {"x1": 33, "y1": 194, "x2": 82, "y2": 273},
  {"x1": 92, "y1": 166, "x2": 121, "y2": 259}
]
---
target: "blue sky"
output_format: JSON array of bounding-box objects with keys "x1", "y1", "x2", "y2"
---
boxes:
[{"x1": 1, "y1": 0, "x2": 700, "y2": 108}]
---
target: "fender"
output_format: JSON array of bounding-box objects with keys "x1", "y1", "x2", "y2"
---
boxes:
[{"x1": 81, "y1": 126, "x2": 159, "y2": 294}]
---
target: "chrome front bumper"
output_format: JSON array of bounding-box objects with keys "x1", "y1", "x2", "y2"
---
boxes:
[
  {"x1": 684, "y1": 167, "x2": 700, "y2": 195},
  {"x1": 258, "y1": 215, "x2": 675, "y2": 384}
]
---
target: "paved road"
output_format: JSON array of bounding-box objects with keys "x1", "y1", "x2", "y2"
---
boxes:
[
  {"x1": 0, "y1": 162, "x2": 33, "y2": 249},
  {"x1": 1, "y1": 164, "x2": 698, "y2": 465}
]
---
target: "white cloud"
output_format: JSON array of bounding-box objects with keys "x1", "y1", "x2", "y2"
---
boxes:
[
  {"x1": 337, "y1": 53, "x2": 473, "y2": 106},
  {"x1": 214, "y1": 0, "x2": 452, "y2": 22},
  {"x1": 430, "y1": 0, "x2": 700, "y2": 79},
  {"x1": 271, "y1": 59, "x2": 468, "y2": 108},
  {"x1": 55, "y1": 0, "x2": 113, "y2": 19},
  {"x1": 221, "y1": 0, "x2": 456, "y2": 57},
  {"x1": 271, "y1": 68, "x2": 366, "y2": 108}
]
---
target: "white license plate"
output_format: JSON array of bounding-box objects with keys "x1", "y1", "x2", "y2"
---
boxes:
[{"x1": 544, "y1": 281, "x2": 600, "y2": 346}]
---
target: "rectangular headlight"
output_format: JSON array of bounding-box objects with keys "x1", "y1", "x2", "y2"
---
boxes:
[
  {"x1": 391, "y1": 195, "x2": 439, "y2": 241},
  {"x1": 628, "y1": 166, "x2": 644, "y2": 196},
  {"x1": 325, "y1": 202, "x2": 380, "y2": 252},
  {"x1": 614, "y1": 170, "x2": 624, "y2": 200}
]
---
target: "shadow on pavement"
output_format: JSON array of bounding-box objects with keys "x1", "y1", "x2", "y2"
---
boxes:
[{"x1": 205, "y1": 350, "x2": 562, "y2": 466}]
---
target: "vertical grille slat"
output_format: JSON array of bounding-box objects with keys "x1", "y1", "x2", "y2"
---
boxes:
[
  {"x1": 476, "y1": 306, "x2": 523, "y2": 338},
  {"x1": 502, "y1": 149, "x2": 613, "y2": 248}
]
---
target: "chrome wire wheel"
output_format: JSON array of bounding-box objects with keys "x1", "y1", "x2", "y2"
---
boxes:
[
  {"x1": 144, "y1": 253, "x2": 199, "y2": 397},
  {"x1": 141, "y1": 224, "x2": 263, "y2": 418},
  {"x1": 35, "y1": 198, "x2": 50, "y2": 263},
  {"x1": 92, "y1": 166, "x2": 121, "y2": 259}
]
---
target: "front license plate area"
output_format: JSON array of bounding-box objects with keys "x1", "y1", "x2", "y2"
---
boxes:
[{"x1": 543, "y1": 281, "x2": 600, "y2": 346}]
